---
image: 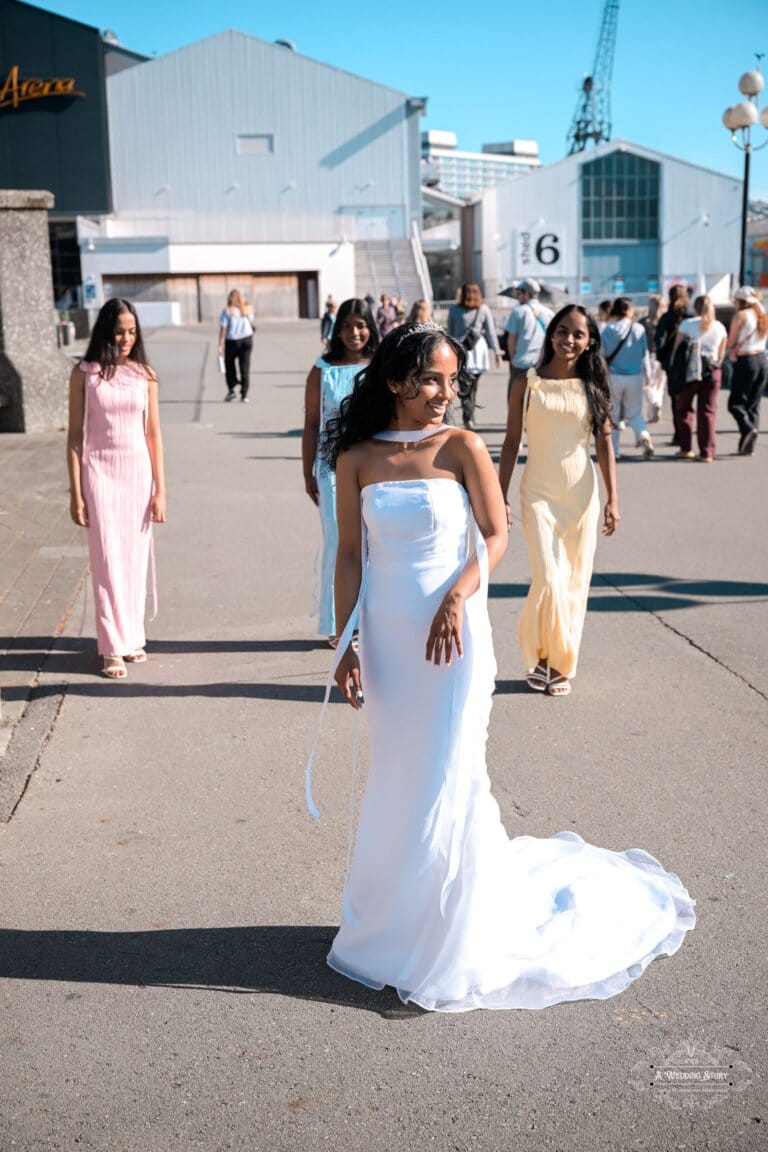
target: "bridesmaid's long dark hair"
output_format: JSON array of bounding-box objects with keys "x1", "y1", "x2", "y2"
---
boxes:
[
  {"x1": 540, "y1": 305, "x2": 614, "y2": 432},
  {"x1": 323, "y1": 324, "x2": 470, "y2": 469},
  {"x1": 324, "y1": 297, "x2": 380, "y2": 364},
  {"x1": 84, "y1": 298, "x2": 151, "y2": 380}
]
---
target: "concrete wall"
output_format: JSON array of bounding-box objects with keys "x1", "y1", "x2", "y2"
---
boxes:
[
  {"x1": 79, "y1": 237, "x2": 356, "y2": 319},
  {"x1": 0, "y1": 190, "x2": 70, "y2": 433}
]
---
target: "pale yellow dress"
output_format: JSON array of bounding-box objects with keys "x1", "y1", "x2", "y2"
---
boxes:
[{"x1": 518, "y1": 368, "x2": 599, "y2": 679}]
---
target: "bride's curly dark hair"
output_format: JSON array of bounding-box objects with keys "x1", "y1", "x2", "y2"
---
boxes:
[
  {"x1": 323, "y1": 324, "x2": 470, "y2": 469},
  {"x1": 540, "y1": 305, "x2": 614, "y2": 431}
]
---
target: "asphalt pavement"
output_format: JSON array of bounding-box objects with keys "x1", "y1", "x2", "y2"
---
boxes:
[{"x1": 0, "y1": 321, "x2": 766, "y2": 1151}]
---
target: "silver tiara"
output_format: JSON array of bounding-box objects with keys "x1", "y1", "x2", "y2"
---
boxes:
[{"x1": 394, "y1": 321, "x2": 443, "y2": 346}]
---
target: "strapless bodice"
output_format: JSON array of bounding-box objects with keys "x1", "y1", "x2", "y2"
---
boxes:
[{"x1": 362, "y1": 479, "x2": 469, "y2": 579}]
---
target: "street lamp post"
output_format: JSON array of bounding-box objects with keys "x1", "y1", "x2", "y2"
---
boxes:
[{"x1": 723, "y1": 62, "x2": 768, "y2": 286}]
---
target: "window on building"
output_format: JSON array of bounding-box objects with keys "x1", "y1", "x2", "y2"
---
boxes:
[
  {"x1": 581, "y1": 151, "x2": 659, "y2": 241},
  {"x1": 236, "y1": 134, "x2": 274, "y2": 156}
]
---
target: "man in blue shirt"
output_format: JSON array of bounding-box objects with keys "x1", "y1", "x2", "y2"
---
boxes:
[{"x1": 504, "y1": 279, "x2": 553, "y2": 399}]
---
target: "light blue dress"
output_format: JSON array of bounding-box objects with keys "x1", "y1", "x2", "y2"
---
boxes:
[{"x1": 315, "y1": 358, "x2": 362, "y2": 636}]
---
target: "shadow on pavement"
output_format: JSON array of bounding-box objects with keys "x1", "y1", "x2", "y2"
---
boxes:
[
  {"x1": 0, "y1": 927, "x2": 424, "y2": 1020},
  {"x1": 1, "y1": 637, "x2": 323, "y2": 657},
  {"x1": 1, "y1": 682, "x2": 339, "y2": 703},
  {"x1": 220, "y1": 429, "x2": 302, "y2": 439},
  {"x1": 493, "y1": 680, "x2": 533, "y2": 695},
  {"x1": 490, "y1": 573, "x2": 768, "y2": 610}
]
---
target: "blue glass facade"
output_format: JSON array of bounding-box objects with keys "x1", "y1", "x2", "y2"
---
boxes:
[{"x1": 582, "y1": 152, "x2": 659, "y2": 242}]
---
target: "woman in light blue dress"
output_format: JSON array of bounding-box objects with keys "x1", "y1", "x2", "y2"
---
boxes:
[{"x1": 302, "y1": 298, "x2": 378, "y2": 644}]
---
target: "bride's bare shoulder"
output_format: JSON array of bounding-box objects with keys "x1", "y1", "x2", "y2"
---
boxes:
[{"x1": 445, "y1": 426, "x2": 490, "y2": 458}]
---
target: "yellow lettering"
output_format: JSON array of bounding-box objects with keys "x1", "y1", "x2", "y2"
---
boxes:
[
  {"x1": 0, "y1": 64, "x2": 84, "y2": 111},
  {"x1": 0, "y1": 65, "x2": 20, "y2": 109}
]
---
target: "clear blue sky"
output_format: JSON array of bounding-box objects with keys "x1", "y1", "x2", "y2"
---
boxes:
[{"x1": 32, "y1": 0, "x2": 768, "y2": 197}]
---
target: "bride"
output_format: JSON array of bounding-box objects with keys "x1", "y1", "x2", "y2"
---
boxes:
[{"x1": 314, "y1": 322, "x2": 694, "y2": 1013}]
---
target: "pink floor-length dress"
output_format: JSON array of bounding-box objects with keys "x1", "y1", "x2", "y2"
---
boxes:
[{"x1": 80, "y1": 360, "x2": 153, "y2": 657}]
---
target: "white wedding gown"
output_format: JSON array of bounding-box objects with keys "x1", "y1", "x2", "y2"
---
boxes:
[{"x1": 312, "y1": 447, "x2": 694, "y2": 1012}]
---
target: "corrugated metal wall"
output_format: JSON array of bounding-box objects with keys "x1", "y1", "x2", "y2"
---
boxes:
[{"x1": 107, "y1": 31, "x2": 420, "y2": 240}]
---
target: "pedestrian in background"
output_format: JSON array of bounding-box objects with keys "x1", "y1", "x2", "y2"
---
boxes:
[
  {"x1": 654, "y1": 284, "x2": 691, "y2": 446},
  {"x1": 670, "y1": 295, "x2": 727, "y2": 462},
  {"x1": 601, "y1": 297, "x2": 654, "y2": 459},
  {"x1": 499, "y1": 305, "x2": 618, "y2": 698},
  {"x1": 642, "y1": 293, "x2": 666, "y2": 353},
  {"x1": 447, "y1": 282, "x2": 502, "y2": 429},
  {"x1": 596, "y1": 299, "x2": 612, "y2": 332},
  {"x1": 727, "y1": 286, "x2": 768, "y2": 457},
  {"x1": 504, "y1": 279, "x2": 553, "y2": 401},
  {"x1": 66, "y1": 298, "x2": 166, "y2": 680},
  {"x1": 376, "y1": 294, "x2": 397, "y2": 338},
  {"x1": 302, "y1": 298, "x2": 379, "y2": 646},
  {"x1": 320, "y1": 297, "x2": 337, "y2": 352},
  {"x1": 641, "y1": 294, "x2": 667, "y2": 423},
  {"x1": 406, "y1": 299, "x2": 432, "y2": 325},
  {"x1": 217, "y1": 289, "x2": 254, "y2": 402}
]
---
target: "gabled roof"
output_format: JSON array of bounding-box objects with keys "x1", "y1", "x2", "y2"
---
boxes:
[
  {"x1": 540, "y1": 138, "x2": 737, "y2": 184},
  {"x1": 123, "y1": 28, "x2": 414, "y2": 102}
]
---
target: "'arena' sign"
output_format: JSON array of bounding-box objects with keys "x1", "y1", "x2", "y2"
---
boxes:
[{"x1": 0, "y1": 65, "x2": 85, "y2": 111}]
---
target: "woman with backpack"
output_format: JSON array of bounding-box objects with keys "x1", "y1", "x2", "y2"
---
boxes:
[
  {"x1": 447, "y1": 283, "x2": 502, "y2": 429},
  {"x1": 669, "y1": 296, "x2": 727, "y2": 462}
]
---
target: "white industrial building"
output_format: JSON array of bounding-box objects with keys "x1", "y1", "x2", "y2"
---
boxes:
[
  {"x1": 461, "y1": 140, "x2": 742, "y2": 306},
  {"x1": 78, "y1": 31, "x2": 430, "y2": 322}
]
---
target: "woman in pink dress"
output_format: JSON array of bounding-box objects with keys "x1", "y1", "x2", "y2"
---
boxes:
[{"x1": 66, "y1": 299, "x2": 166, "y2": 679}]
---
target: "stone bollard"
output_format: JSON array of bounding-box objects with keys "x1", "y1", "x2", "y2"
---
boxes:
[{"x1": 0, "y1": 190, "x2": 71, "y2": 433}]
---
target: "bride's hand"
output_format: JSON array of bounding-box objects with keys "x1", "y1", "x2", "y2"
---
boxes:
[
  {"x1": 426, "y1": 591, "x2": 464, "y2": 666},
  {"x1": 334, "y1": 647, "x2": 364, "y2": 709}
]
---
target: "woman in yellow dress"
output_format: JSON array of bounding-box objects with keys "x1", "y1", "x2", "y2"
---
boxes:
[{"x1": 499, "y1": 305, "x2": 619, "y2": 696}]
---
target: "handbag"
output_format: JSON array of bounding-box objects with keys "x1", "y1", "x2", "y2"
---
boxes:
[{"x1": 461, "y1": 309, "x2": 482, "y2": 351}]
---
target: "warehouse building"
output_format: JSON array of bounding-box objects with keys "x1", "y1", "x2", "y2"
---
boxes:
[
  {"x1": 1, "y1": 0, "x2": 430, "y2": 322},
  {"x1": 462, "y1": 140, "x2": 742, "y2": 305}
]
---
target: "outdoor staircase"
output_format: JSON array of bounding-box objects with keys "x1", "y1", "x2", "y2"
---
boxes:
[{"x1": 354, "y1": 236, "x2": 430, "y2": 308}]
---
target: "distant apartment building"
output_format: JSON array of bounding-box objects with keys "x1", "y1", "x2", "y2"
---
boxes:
[{"x1": 421, "y1": 131, "x2": 540, "y2": 200}]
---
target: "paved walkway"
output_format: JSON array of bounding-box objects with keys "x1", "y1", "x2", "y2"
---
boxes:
[{"x1": 0, "y1": 322, "x2": 766, "y2": 1150}]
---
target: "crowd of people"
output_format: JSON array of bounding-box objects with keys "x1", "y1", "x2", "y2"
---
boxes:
[
  {"x1": 300, "y1": 280, "x2": 767, "y2": 703},
  {"x1": 65, "y1": 278, "x2": 766, "y2": 1014},
  {"x1": 321, "y1": 292, "x2": 430, "y2": 350}
]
